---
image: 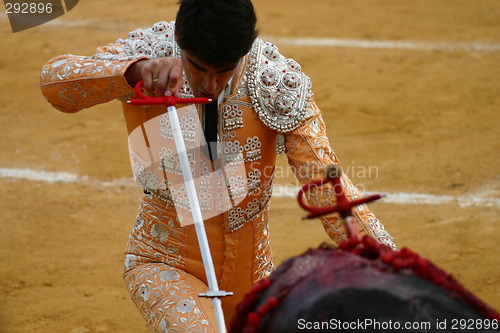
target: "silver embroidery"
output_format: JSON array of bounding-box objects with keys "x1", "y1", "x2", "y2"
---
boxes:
[
  {"x1": 247, "y1": 39, "x2": 313, "y2": 133},
  {"x1": 222, "y1": 104, "x2": 243, "y2": 131},
  {"x1": 226, "y1": 175, "x2": 275, "y2": 232},
  {"x1": 40, "y1": 57, "x2": 127, "y2": 82},
  {"x1": 119, "y1": 21, "x2": 178, "y2": 59},
  {"x1": 245, "y1": 198, "x2": 261, "y2": 219},
  {"x1": 220, "y1": 84, "x2": 252, "y2": 132},
  {"x1": 130, "y1": 151, "x2": 166, "y2": 190},
  {"x1": 367, "y1": 217, "x2": 396, "y2": 248},
  {"x1": 115, "y1": 21, "x2": 196, "y2": 99},
  {"x1": 222, "y1": 140, "x2": 244, "y2": 165},
  {"x1": 227, "y1": 175, "x2": 248, "y2": 198},
  {"x1": 40, "y1": 56, "x2": 131, "y2": 111},
  {"x1": 254, "y1": 208, "x2": 274, "y2": 281},
  {"x1": 160, "y1": 113, "x2": 198, "y2": 143},
  {"x1": 247, "y1": 169, "x2": 262, "y2": 194},
  {"x1": 275, "y1": 132, "x2": 286, "y2": 154},
  {"x1": 243, "y1": 136, "x2": 262, "y2": 162}
]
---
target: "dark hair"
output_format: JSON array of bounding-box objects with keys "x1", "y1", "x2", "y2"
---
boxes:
[{"x1": 175, "y1": 0, "x2": 258, "y2": 68}]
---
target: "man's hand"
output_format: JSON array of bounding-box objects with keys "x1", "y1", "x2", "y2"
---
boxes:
[{"x1": 125, "y1": 58, "x2": 182, "y2": 97}]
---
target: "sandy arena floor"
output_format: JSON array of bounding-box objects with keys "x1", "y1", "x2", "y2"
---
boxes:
[{"x1": 0, "y1": 0, "x2": 499, "y2": 331}]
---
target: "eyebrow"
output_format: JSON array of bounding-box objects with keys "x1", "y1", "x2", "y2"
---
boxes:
[{"x1": 187, "y1": 57, "x2": 237, "y2": 74}]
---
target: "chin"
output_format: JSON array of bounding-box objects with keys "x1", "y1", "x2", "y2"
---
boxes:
[{"x1": 199, "y1": 93, "x2": 219, "y2": 101}]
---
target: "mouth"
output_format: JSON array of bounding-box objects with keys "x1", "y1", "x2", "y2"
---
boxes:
[{"x1": 198, "y1": 91, "x2": 218, "y2": 100}]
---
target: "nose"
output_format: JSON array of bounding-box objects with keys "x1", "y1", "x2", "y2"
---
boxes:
[{"x1": 202, "y1": 74, "x2": 217, "y2": 94}]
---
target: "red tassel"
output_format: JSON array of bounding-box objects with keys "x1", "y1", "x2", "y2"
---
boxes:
[{"x1": 246, "y1": 312, "x2": 260, "y2": 330}]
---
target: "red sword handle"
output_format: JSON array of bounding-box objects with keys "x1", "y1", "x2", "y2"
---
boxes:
[
  {"x1": 297, "y1": 164, "x2": 382, "y2": 239},
  {"x1": 127, "y1": 80, "x2": 212, "y2": 107}
]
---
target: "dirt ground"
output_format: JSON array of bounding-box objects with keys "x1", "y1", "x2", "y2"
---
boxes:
[{"x1": 1, "y1": 0, "x2": 499, "y2": 332}]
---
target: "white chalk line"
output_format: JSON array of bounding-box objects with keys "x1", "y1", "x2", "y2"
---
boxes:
[
  {"x1": 265, "y1": 36, "x2": 500, "y2": 53},
  {"x1": 2, "y1": 14, "x2": 499, "y2": 53},
  {"x1": 1, "y1": 167, "x2": 499, "y2": 208},
  {"x1": 273, "y1": 185, "x2": 500, "y2": 208},
  {"x1": 0, "y1": 167, "x2": 132, "y2": 188}
]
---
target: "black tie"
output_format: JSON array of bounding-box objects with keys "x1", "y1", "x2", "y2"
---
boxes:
[{"x1": 203, "y1": 101, "x2": 218, "y2": 162}]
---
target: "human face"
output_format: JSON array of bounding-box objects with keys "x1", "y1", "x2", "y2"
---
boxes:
[{"x1": 180, "y1": 49, "x2": 240, "y2": 101}]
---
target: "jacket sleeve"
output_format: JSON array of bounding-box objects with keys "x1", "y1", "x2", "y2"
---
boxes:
[
  {"x1": 39, "y1": 40, "x2": 146, "y2": 113},
  {"x1": 39, "y1": 20, "x2": 181, "y2": 113},
  {"x1": 284, "y1": 98, "x2": 397, "y2": 249}
]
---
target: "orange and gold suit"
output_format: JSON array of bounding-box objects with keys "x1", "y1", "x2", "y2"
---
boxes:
[{"x1": 40, "y1": 21, "x2": 396, "y2": 333}]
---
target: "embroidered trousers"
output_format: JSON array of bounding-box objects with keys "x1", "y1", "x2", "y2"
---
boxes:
[{"x1": 123, "y1": 192, "x2": 273, "y2": 332}]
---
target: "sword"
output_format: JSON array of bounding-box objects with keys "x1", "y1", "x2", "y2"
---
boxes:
[{"x1": 128, "y1": 81, "x2": 232, "y2": 333}]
